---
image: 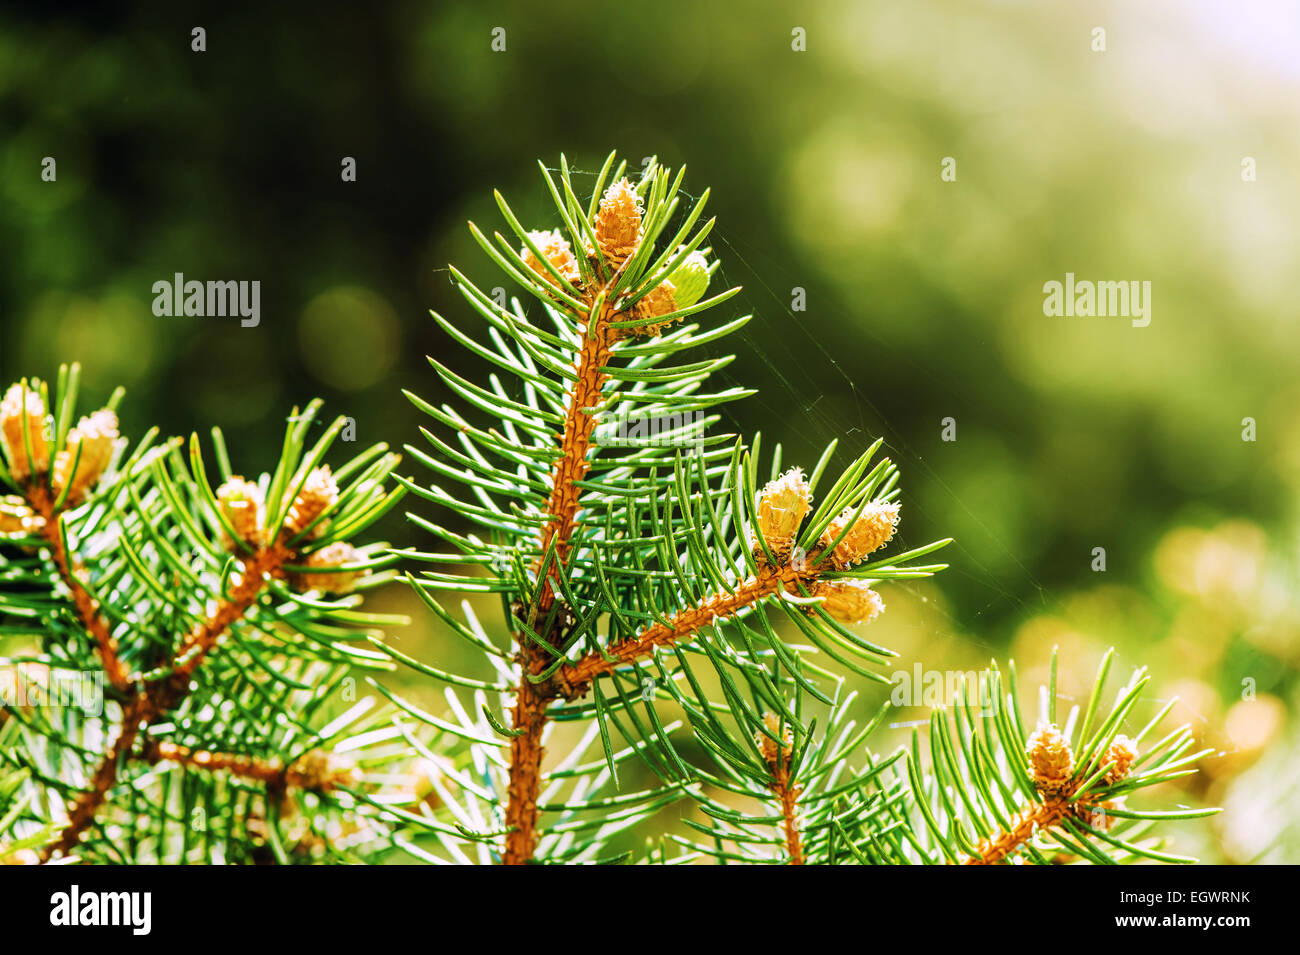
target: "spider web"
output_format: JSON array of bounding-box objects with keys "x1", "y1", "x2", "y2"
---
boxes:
[{"x1": 705, "y1": 213, "x2": 1051, "y2": 638}]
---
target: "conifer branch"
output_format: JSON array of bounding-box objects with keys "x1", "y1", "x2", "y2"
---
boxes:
[
  {"x1": 0, "y1": 380, "x2": 132, "y2": 692},
  {"x1": 141, "y1": 739, "x2": 287, "y2": 784},
  {"x1": 1, "y1": 372, "x2": 402, "y2": 864},
  {"x1": 961, "y1": 795, "x2": 1077, "y2": 866},
  {"x1": 28, "y1": 488, "x2": 130, "y2": 692},
  {"x1": 959, "y1": 719, "x2": 1144, "y2": 864},
  {"x1": 758, "y1": 714, "x2": 805, "y2": 865},
  {"x1": 386, "y1": 152, "x2": 1216, "y2": 868},
  {"x1": 503, "y1": 304, "x2": 616, "y2": 865},
  {"x1": 138, "y1": 739, "x2": 360, "y2": 794},
  {"x1": 43, "y1": 543, "x2": 292, "y2": 859},
  {"x1": 555, "y1": 559, "x2": 818, "y2": 695},
  {"x1": 899, "y1": 656, "x2": 1214, "y2": 867}
]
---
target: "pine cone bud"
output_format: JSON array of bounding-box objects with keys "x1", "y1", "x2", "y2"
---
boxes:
[
  {"x1": 757, "y1": 712, "x2": 794, "y2": 768},
  {"x1": 1104, "y1": 734, "x2": 1138, "y2": 784},
  {"x1": 52, "y1": 409, "x2": 119, "y2": 505},
  {"x1": 629, "y1": 280, "x2": 679, "y2": 337},
  {"x1": 284, "y1": 466, "x2": 338, "y2": 538},
  {"x1": 810, "y1": 580, "x2": 884, "y2": 625},
  {"x1": 666, "y1": 248, "x2": 710, "y2": 307},
  {"x1": 286, "y1": 749, "x2": 361, "y2": 791},
  {"x1": 0, "y1": 382, "x2": 50, "y2": 482},
  {"x1": 752, "y1": 468, "x2": 811, "y2": 562},
  {"x1": 522, "y1": 229, "x2": 580, "y2": 288},
  {"x1": 1027, "y1": 723, "x2": 1075, "y2": 795},
  {"x1": 290, "y1": 541, "x2": 366, "y2": 594},
  {"x1": 820, "y1": 501, "x2": 900, "y2": 570},
  {"x1": 0, "y1": 495, "x2": 43, "y2": 537},
  {"x1": 216, "y1": 476, "x2": 265, "y2": 549},
  {"x1": 592, "y1": 177, "x2": 642, "y2": 265}
]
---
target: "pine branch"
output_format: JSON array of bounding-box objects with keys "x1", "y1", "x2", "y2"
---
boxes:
[
  {"x1": 897, "y1": 650, "x2": 1219, "y2": 865},
  {"x1": 555, "y1": 552, "x2": 826, "y2": 695},
  {"x1": 371, "y1": 151, "x2": 1216, "y2": 867},
  {"x1": 43, "y1": 540, "x2": 294, "y2": 858},
  {"x1": 961, "y1": 794, "x2": 1077, "y2": 866},
  {"x1": 1, "y1": 366, "x2": 406, "y2": 864},
  {"x1": 27, "y1": 493, "x2": 129, "y2": 691},
  {"x1": 759, "y1": 715, "x2": 805, "y2": 865},
  {"x1": 397, "y1": 152, "x2": 951, "y2": 865},
  {"x1": 503, "y1": 306, "x2": 617, "y2": 865},
  {"x1": 496, "y1": 163, "x2": 741, "y2": 864},
  {"x1": 138, "y1": 739, "x2": 360, "y2": 794}
]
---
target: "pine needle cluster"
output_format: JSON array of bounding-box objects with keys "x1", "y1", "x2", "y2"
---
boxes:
[
  {"x1": 383, "y1": 153, "x2": 1217, "y2": 865},
  {"x1": 0, "y1": 153, "x2": 1216, "y2": 865}
]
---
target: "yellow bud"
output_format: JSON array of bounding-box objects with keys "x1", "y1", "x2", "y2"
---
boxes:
[
  {"x1": 1026, "y1": 723, "x2": 1074, "y2": 795},
  {"x1": 0, "y1": 382, "x2": 49, "y2": 482},
  {"x1": 757, "y1": 712, "x2": 794, "y2": 768},
  {"x1": 753, "y1": 468, "x2": 811, "y2": 562},
  {"x1": 810, "y1": 580, "x2": 884, "y2": 625},
  {"x1": 522, "y1": 229, "x2": 580, "y2": 288},
  {"x1": 628, "y1": 280, "x2": 679, "y2": 337},
  {"x1": 1104, "y1": 734, "x2": 1138, "y2": 784},
  {"x1": 286, "y1": 749, "x2": 361, "y2": 791},
  {"x1": 821, "y1": 501, "x2": 900, "y2": 570},
  {"x1": 290, "y1": 541, "x2": 366, "y2": 595},
  {"x1": 284, "y1": 466, "x2": 338, "y2": 538},
  {"x1": 216, "y1": 476, "x2": 265, "y2": 549},
  {"x1": 592, "y1": 177, "x2": 642, "y2": 264},
  {"x1": 53, "y1": 409, "x2": 119, "y2": 505}
]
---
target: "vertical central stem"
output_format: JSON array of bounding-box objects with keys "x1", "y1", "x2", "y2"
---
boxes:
[
  {"x1": 502, "y1": 310, "x2": 614, "y2": 866},
  {"x1": 776, "y1": 778, "x2": 804, "y2": 865}
]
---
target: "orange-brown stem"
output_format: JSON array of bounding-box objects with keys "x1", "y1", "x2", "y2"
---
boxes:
[
  {"x1": 502, "y1": 666, "x2": 551, "y2": 865},
  {"x1": 28, "y1": 486, "x2": 129, "y2": 692},
  {"x1": 961, "y1": 782, "x2": 1097, "y2": 865},
  {"x1": 140, "y1": 740, "x2": 287, "y2": 785},
  {"x1": 498, "y1": 290, "x2": 828, "y2": 864},
  {"x1": 164, "y1": 546, "x2": 290, "y2": 687},
  {"x1": 44, "y1": 695, "x2": 148, "y2": 859},
  {"x1": 771, "y1": 766, "x2": 805, "y2": 865},
  {"x1": 962, "y1": 799, "x2": 1070, "y2": 865},
  {"x1": 41, "y1": 545, "x2": 290, "y2": 860},
  {"x1": 502, "y1": 308, "x2": 615, "y2": 866},
  {"x1": 557, "y1": 561, "x2": 818, "y2": 693},
  {"x1": 503, "y1": 559, "x2": 822, "y2": 863}
]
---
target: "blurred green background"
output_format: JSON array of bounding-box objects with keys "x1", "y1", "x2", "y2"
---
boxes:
[{"x1": 2, "y1": 1, "x2": 1297, "y2": 862}]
